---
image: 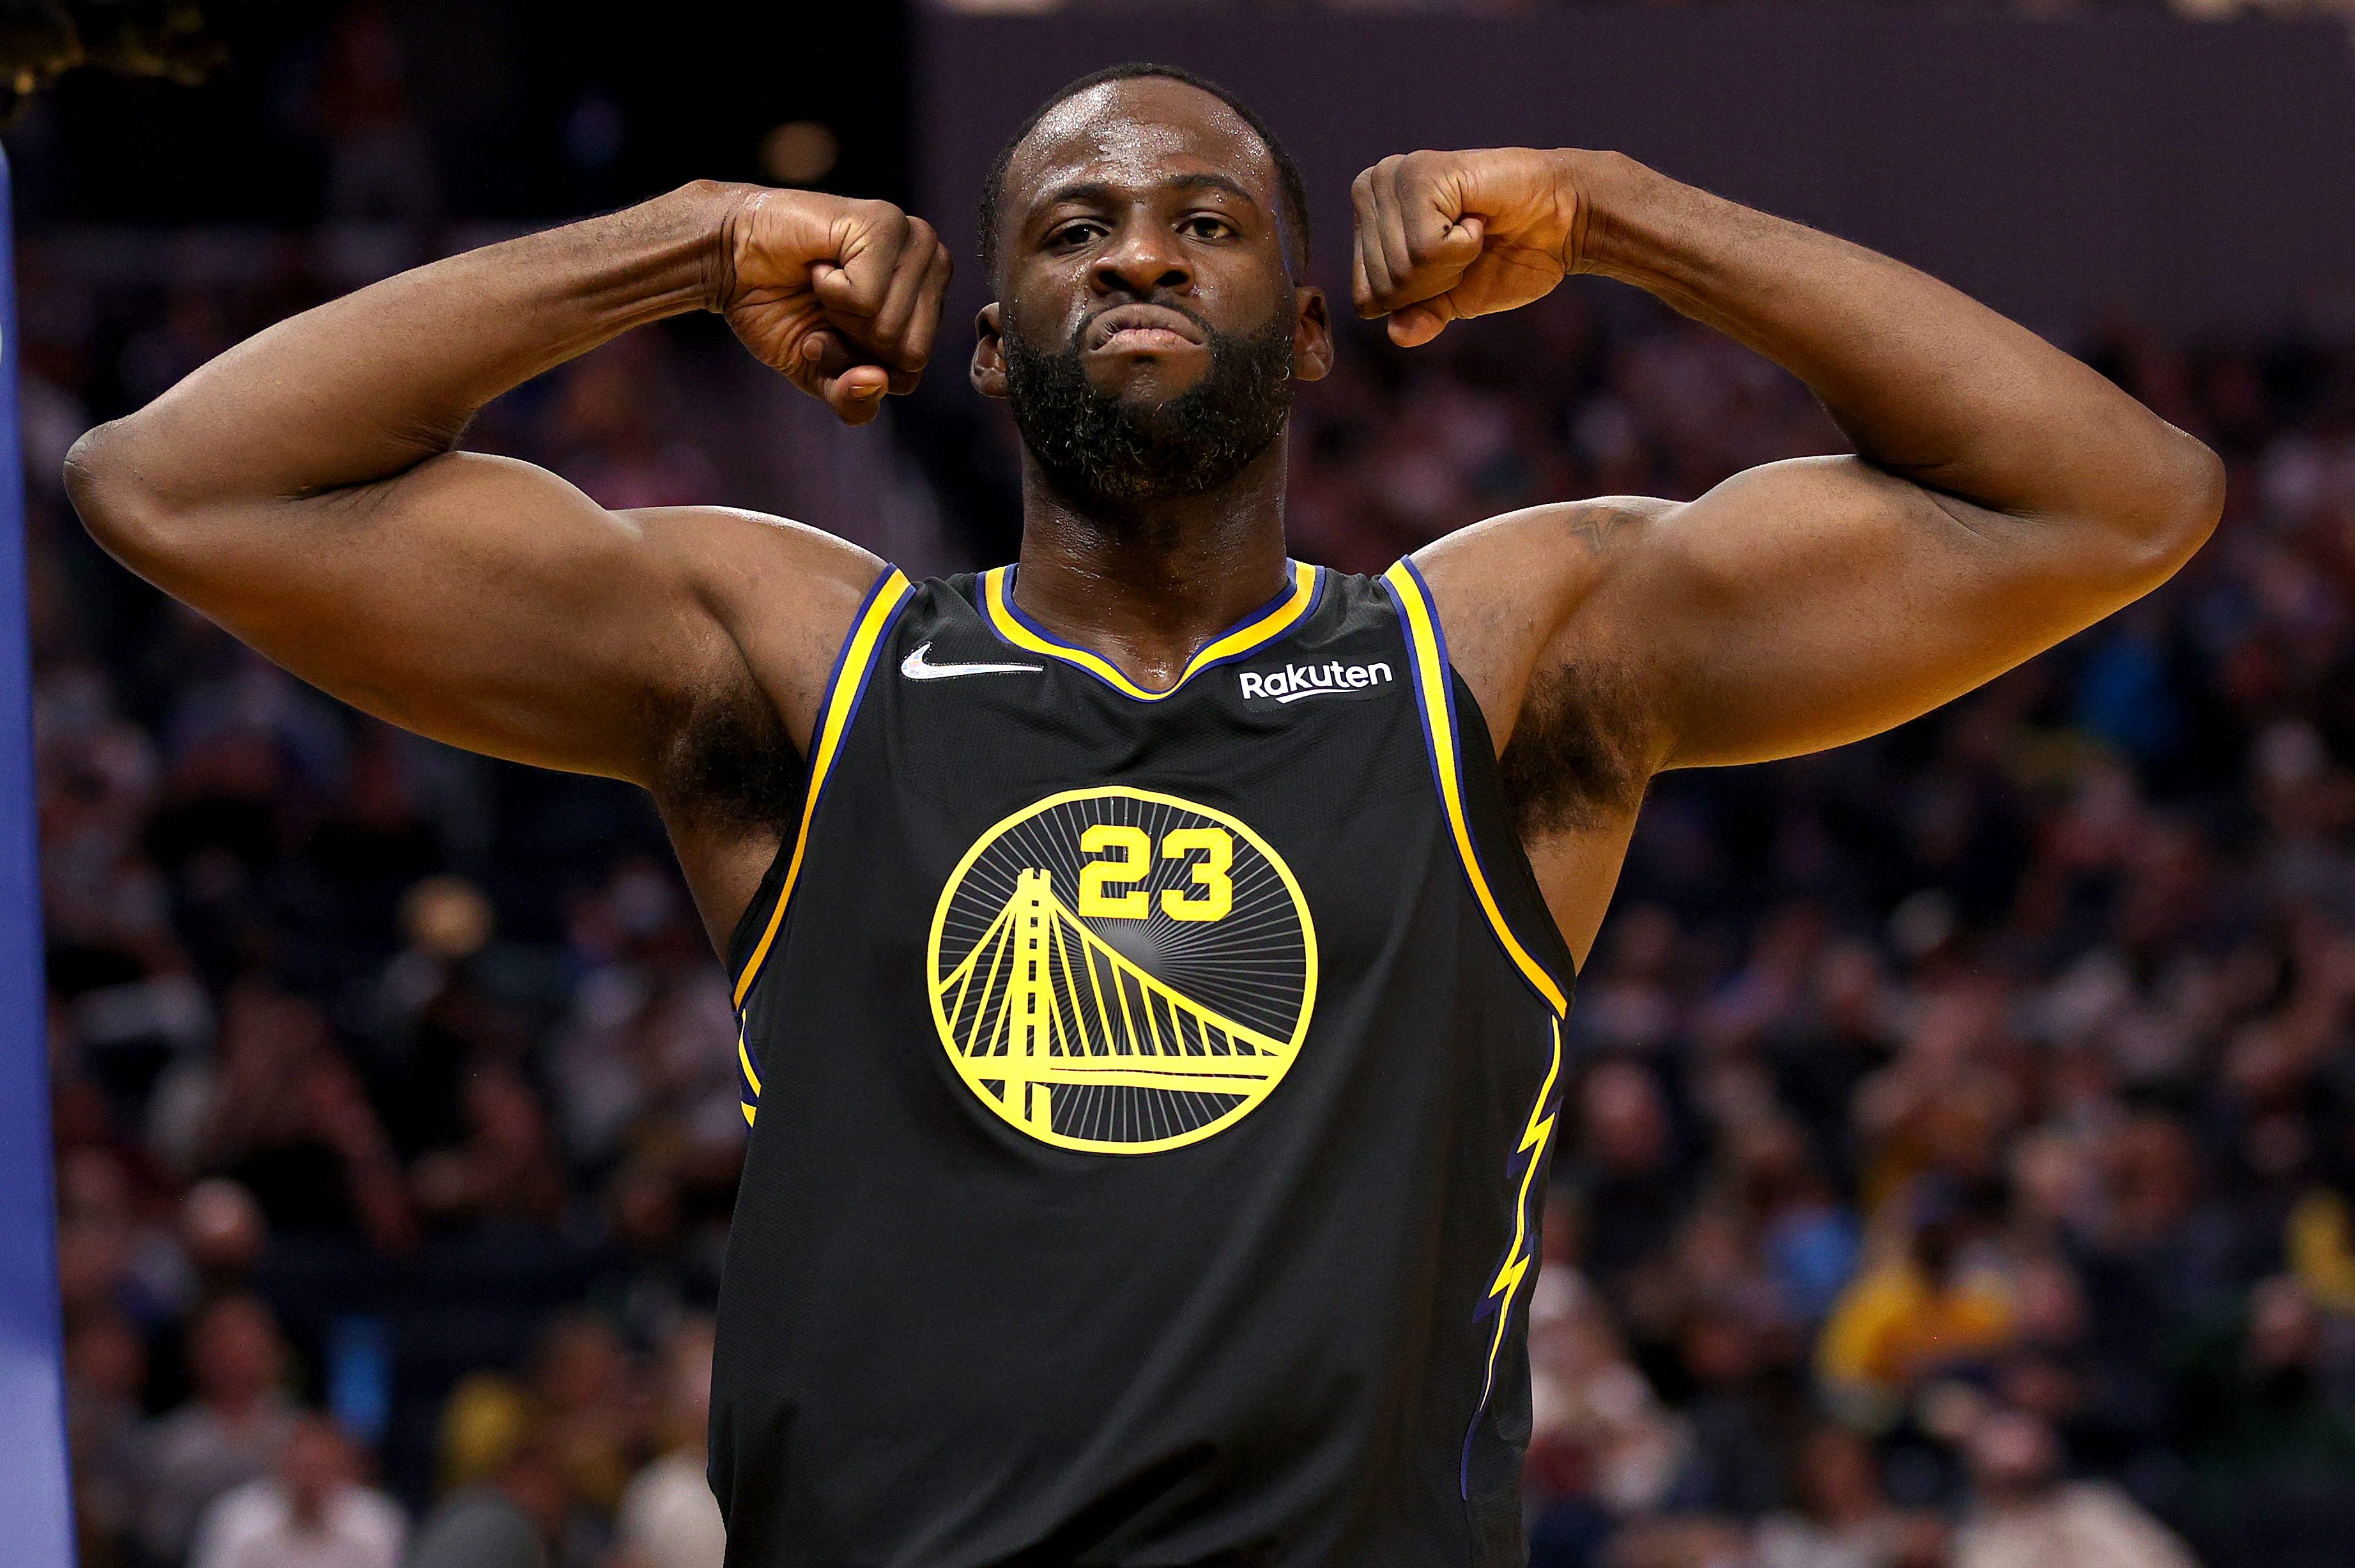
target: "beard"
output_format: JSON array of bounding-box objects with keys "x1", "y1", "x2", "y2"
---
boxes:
[{"x1": 1002, "y1": 302, "x2": 1298, "y2": 510}]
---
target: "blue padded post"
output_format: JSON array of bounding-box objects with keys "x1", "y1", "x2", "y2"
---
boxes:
[{"x1": 0, "y1": 144, "x2": 77, "y2": 1568}]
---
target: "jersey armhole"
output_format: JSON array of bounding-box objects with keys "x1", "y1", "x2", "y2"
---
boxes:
[
  {"x1": 725, "y1": 567, "x2": 917, "y2": 1045},
  {"x1": 1378, "y1": 558, "x2": 1576, "y2": 1017},
  {"x1": 1383, "y1": 557, "x2": 1580, "y2": 1503}
]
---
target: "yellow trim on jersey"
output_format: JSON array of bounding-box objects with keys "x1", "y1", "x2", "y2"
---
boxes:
[
  {"x1": 1382, "y1": 562, "x2": 1570, "y2": 1017},
  {"x1": 1474, "y1": 1019, "x2": 1562, "y2": 1421},
  {"x1": 739, "y1": 1025, "x2": 761, "y2": 1127},
  {"x1": 732, "y1": 568, "x2": 914, "y2": 1010},
  {"x1": 979, "y1": 561, "x2": 1319, "y2": 700}
]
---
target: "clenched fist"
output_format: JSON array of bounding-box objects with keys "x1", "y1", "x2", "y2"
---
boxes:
[
  {"x1": 1349, "y1": 148, "x2": 1602, "y2": 348},
  {"x1": 709, "y1": 188, "x2": 953, "y2": 425}
]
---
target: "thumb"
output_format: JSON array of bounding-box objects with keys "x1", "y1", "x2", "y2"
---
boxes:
[
  {"x1": 824, "y1": 365, "x2": 892, "y2": 425},
  {"x1": 1388, "y1": 300, "x2": 1454, "y2": 348}
]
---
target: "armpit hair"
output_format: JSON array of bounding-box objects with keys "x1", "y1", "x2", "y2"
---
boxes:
[
  {"x1": 1498, "y1": 657, "x2": 1654, "y2": 838},
  {"x1": 656, "y1": 676, "x2": 802, "y2": 836}
]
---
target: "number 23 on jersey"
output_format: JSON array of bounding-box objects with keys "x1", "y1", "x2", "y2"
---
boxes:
[{"x1": 1078, "y1": 825, "x2": 1234, "y2": 922}]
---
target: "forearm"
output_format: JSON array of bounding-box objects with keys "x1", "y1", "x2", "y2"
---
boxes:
[
  {"x1": 69, "y1": 181, "x2": 743, "y2": 521},
  {"x1": 1569, "y1": 153, "x2": 2220, "y2": 537}
]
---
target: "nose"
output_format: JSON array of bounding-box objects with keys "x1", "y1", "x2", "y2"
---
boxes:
[{"x1": 1089, "y1": 215, "x2": 1192, "y2": 298}]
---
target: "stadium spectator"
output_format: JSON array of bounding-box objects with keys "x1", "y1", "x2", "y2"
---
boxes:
[
  {"x1": 65, "y1": 1309, "x2": 148, "y2": 1568},
  {"x1": 1952, "y1": 1409, "x2": 2197, "y2": 1568},
  {"x1": 2172, "y1": 1274, "x2": 2355, "y2": 1567},
  {"x1": 611, "y1": 1320, "x2": 725, "y2": 1568},
  {"x1": 1751, "y1": 1425, "x2": 1914, "y2": 1568},
  {"x1": 136, "y1": 1295, "x2": 299, "y2": 1567},
  {"x1": 187, "y1": 1414, "x2": 405, "y2": 1568},
  {"x1": 1817, "y1": 1208, "x2": 2014, "y2": 1426}
]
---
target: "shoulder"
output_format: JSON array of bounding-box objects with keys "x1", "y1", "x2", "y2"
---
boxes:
[
  {"x1": 624, "y1": 505, "x2": 887, "y2": 643},
  {"x1": 1407, "y1": 496, "x2": 1678, "y2": 718},
  {"x1": 1415, "y1": 495, "x2": 1678, "y2": 604},
  {"x1": 1404, "y1": 498, "x2": 1678, "y2": 832},
  {"x1": 624, "y1": 507, "x2": 891, "y2": 815}
]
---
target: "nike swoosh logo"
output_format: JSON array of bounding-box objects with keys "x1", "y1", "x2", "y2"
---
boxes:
[{"x1": 900, "y1": 642, "x2": 1044, "y2": 680}]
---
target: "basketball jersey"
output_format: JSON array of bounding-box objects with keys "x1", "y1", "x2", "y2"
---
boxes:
[{"x1": 709, "y1": 560, "x2": 1577, "y2": 1567}]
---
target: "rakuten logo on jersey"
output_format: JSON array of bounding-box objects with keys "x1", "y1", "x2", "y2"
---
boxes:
[{"x1": 1237, "y1": 659, "x2": 1396, "y2": 705}]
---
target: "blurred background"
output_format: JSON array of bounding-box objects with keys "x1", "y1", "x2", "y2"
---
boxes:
[{"x1": 19, "y1": 3, "x2": 2355, "y2": 1567}]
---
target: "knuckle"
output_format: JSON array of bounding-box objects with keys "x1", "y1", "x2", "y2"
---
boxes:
[
  {"x1": 850, "y1": 202, "x2": 901, "y2": 249},
  {"x1": 1413, "y1": 150, "x2": 1458, "y2": 187}
]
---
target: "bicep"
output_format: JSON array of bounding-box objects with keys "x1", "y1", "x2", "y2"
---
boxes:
[
  {"x1": 115, "y1": 452, "x2": 862, "y2": 784},
  {"x1": 1604, "y1": 456, "x2": 2167, "y2": 769}
]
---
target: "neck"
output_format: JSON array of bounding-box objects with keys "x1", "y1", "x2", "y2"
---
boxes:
[{"x1": 1011, "y1": 438, "x2": 1292, "y2": 693}]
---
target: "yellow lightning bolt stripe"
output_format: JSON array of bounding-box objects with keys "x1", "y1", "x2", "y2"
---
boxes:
[
  {"x1": 1473, "y1": 1017, "x2": 1563, "y2": 1418},
  {"x1": 1381, "y1": 557, "x2": 1576, "y2": 1458},
  {"x1": 739, "y1": 1024, "x2": 762, "y2": 1127}
]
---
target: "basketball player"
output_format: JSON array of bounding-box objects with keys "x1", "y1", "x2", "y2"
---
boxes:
[{"x1": 67, "y1": 63, "x2": 2220, "y2": 1567}]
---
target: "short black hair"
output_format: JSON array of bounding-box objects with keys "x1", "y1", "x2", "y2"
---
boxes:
[{"x1": 978, "y1": 61, "x2": 1312, "y2": 286}]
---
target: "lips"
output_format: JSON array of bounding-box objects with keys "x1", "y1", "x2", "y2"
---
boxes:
[{"x1": 1082, "y1": 304, "x2": 1208, "y2": 354}]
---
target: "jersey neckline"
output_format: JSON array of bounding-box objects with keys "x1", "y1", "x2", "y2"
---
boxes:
[{"x1": 978, "y1": 560, "x2": 1323, "y2": 702}]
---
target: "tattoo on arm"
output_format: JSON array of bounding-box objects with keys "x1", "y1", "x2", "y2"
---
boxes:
[{"x1": 1567, "y1": 503, "x2": 1646, "y2": 556}]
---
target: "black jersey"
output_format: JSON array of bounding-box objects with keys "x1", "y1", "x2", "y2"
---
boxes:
[{"x1": 710, "y1": 560, "x2": 1577, "y2": 1567}]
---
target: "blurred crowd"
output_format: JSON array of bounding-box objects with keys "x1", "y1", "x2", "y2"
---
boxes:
[{"x1": 28, "y1": 191, "x2": 2355, "y2": 1568}]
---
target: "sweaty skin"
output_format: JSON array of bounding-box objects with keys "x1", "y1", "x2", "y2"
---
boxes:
[{"x1": 64, "y1": 77, "x2": 2223, "y2": 971}]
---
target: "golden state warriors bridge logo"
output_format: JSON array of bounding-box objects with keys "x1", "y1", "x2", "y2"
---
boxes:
[{"x1": 927, "y1": 787, "x2": 1317, "y2": 1154}]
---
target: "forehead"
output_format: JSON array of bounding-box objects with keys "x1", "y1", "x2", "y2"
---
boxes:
[{"x1": 1004, "y1": 77, "x2": 1278, "y2": 215}]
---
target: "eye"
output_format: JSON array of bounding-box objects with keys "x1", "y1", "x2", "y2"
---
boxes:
[
  {"x1": 1180, "y1": 214, "x2": 1235, "y2": 241},
  {"x1": 1046, "y1": 219, "x2": 1105, "y2": 250}
]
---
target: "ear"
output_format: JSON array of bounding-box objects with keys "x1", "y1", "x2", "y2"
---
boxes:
[
  {"x1": 1291, "y1": 286, "x2": 1333, "y2": 383},
  {"x1": 970, "y1": 302, "x2": 1009, "y2": 399}
]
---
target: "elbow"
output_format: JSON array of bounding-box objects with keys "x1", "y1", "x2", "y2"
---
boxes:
[
  {"x1": 64, "y1": 419, "x2": 173, "y2": 566},
  {"x1": 2113, "y1": 426, "x2": 2225, "y2": 590},
  {"x1": 2165, "y1": 427, "x2": 2228, "y2": 552}
]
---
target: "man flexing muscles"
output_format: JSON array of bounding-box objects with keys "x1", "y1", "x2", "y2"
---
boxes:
[{"x1": 69, "y1": 61, "x2": 2218, "y2": 1568}]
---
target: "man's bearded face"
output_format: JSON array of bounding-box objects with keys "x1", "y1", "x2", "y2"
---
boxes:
[{"x1": 1002, "y1": 300, "x2": 1296, "y2": 510}]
